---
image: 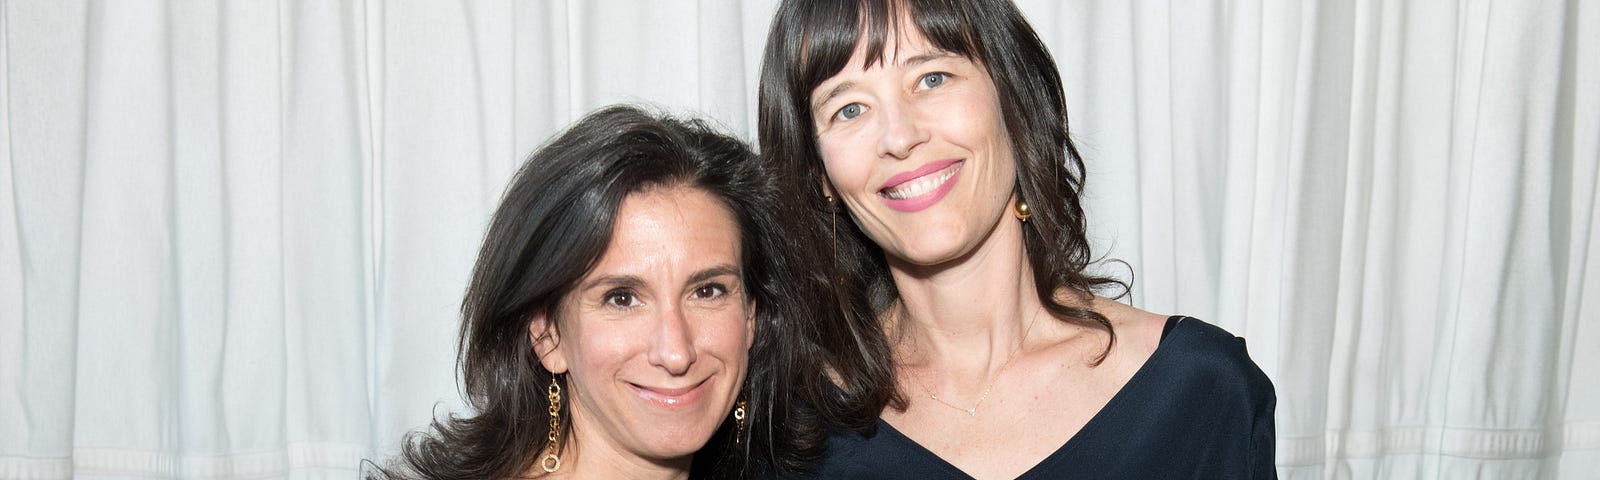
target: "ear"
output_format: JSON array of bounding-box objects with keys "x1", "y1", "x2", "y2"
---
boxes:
[
  {"x1": 820, "y1": 182, "x2": 836, "y2": 200},
  {"x1": 744, "y1": 301, "x2": 757, "y2": 351},
  {"x1": 529, "y1": 313, "x2": 568, "y2": 374}
]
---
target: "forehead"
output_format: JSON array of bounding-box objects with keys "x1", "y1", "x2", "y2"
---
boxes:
[
  {"x1": 797, "y1": 1, "x2": 982, "y2": 90},
  {"x1": 594, "y1": 186, "x2": 741, "y2": 271},
  {"x1": 847, "y1": 8, "x2": 939, "y2": 70},
  {"x1": 849, "y1": 17, "x2": 939, "y2": 68}
]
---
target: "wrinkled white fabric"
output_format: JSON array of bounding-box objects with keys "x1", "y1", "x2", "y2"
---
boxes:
[{"x1": 1, "y1": 1, "x2": 1594, "y2": 478}]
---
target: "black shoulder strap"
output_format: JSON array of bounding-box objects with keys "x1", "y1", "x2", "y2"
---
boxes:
[{"x1": 1160, "y1": 315, "x2": 1187, "y2": 342}]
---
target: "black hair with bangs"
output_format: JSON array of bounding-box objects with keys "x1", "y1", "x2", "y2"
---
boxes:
[{"x1": 756, "y1": 0, "x2": 1129, "y2": 464}]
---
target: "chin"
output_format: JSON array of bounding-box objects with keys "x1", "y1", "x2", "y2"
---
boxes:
[
  {"x1": 635, "y1": 427, "x2": 719, "y2": 460},
  {"x1": 894, "y1": 236, "x2": 972, "y2": 267},
  {"x1": 659, "y1": 408, "x2": 727, "y2": 437}
]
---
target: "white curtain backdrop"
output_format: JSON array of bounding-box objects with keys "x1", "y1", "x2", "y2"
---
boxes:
[{"x1": 1, "y1": 1, "x2": 1594, "y2": 478}]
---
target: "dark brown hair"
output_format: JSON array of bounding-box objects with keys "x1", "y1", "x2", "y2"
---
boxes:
[
  {"x1": 371, "y1": 105, "x2": 827, "y2": 479},
  {"x1": 757, "y1": 0, "x2": 1129, "y2": 442}
]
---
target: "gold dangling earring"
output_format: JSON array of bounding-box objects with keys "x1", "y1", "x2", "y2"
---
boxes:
[
  {"x1": 733, "y1": 399, "x2": 747, "y2": 444},
  {"x1": 541, "y1": 376, "x2": 562, "y2": 472},
  {"x1": 827, "y1": 195, "x2": 841, "y2": 285},
  {"x1": 1013, "y1": 199, "x2": 1031, "y2": 222}
]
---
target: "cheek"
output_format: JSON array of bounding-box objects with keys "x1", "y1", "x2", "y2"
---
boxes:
[
  {"x1": 990, "y1": 138, "x2": 1016, "y2": 180},
  {"x1": 564, "y1": 325, "x2": 643, "y2": 373},
  {"x1": 996, "y1": 141, "x2": 1019, "y2": 194},
  {"x1": 971, "y1": 102, "x2": 1016, "y2": 194},
  {"x1": 818, "y1": 136, "x2": 872, "y2": 190},
  {"x1": 818, "y1": 150, "x2": 848, "y2": 188},
  {"x1": 696, "y1": 311, "x2": 753, "y2": 361}
]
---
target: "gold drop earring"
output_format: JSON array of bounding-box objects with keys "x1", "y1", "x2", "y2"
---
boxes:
[
  {"x1": 541, "y1": 376, "x2": 563, "y2": 472},
  {"x1": 734, "y1": 399, "x2": 747, "y2": 444},
  {"x1": 827, "y1": 194, "x2": 841, "y2": 285}
]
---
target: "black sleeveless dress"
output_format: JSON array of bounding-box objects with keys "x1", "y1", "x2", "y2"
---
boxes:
[{"x1": 773, "y1": 316, "x2": 1277, "y2": 479}]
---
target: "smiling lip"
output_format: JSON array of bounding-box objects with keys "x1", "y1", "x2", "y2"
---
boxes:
[
  {"x1": 630, "y1": 378, "x2": 711, "y2": 409},
  {"x1": 879, "y1": 160, "x2": 963, "y2": 213}
]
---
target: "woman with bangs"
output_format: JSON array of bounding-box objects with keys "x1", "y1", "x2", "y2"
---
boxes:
[{"x1": 756, "y1": 1, "x2": 1276, "y2": 478}]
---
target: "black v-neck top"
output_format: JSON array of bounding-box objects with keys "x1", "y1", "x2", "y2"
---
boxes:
[{"x1": 774, "y1": 316, "x2": 1277, "y2": 479}]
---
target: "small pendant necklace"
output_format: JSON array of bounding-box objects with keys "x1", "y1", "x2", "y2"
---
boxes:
[{"x1": 912, "y1": 309, "x2": 1041, "y2": 417}]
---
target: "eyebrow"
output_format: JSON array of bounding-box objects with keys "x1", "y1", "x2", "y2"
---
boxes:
[
  {"x1": 809, "y1": 51, "x2": 963, "y2": 114},
  {"x1": 688, "y1": 264, "x2": 741, "y2": 285},
  {"x1": 812, "y1": 81, "x2": 858, "y2": 115},
  {"x1": 900, "y1": 52, "x2": 956, "y2": 68},
  {"x1": 580, "y1": 264, "x2": 742, "y2": 291},
  {"x1": 582, "y1": 274, "x2": 645, "y2": 291}
]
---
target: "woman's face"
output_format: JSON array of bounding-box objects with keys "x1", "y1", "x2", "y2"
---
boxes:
[
  {"x1": 809, "y1": 23, "x2": 1016, "y2": 267},
  {"x1": 534, "y1": 185, "x2": 753, "y2": 464}
]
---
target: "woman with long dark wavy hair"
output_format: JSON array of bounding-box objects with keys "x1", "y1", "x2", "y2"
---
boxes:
[
  {"x1": 370, "y1": 105, "x2": 831, "y2": 479},
  {"x1": 756, "y1": 0, "x2": 1276, "y2": 478}
]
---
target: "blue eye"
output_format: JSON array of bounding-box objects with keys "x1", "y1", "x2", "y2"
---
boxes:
[
  {"x1": 836, "y1": 103, "x2": 865, "y2": 121},
  {"x1": 918, "y1": 72, "x2": 950, "y2": 89}
]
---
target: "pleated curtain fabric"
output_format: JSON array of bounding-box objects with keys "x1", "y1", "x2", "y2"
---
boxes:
[{"x1": 0, "y1": 1, "x2": 1594, "y2": 478}]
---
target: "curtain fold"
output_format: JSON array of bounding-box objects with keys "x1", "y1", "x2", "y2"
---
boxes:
[{"x1": 2, "y1": 0, "x2": 1595, "y2": 478}]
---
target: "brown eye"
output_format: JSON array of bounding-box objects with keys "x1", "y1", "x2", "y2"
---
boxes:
[
  {"x1": 603, "y1": 289, "x2": 638, "y2": 309},
  {"x1": 692, "y1": 283, "x2": 727, "y2": 300}
]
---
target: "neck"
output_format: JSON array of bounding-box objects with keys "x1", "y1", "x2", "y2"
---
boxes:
[{"x1": 886, "y1": 217, "x2": 1043, "y2": 374}]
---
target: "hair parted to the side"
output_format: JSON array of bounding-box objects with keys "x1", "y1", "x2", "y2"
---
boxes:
[
  {"x1": 369, "y1": 105, "x2": 827, "y2": 479},
  {"x1": 757, "y1": 0, "x2": 1130, "y2": 427}
]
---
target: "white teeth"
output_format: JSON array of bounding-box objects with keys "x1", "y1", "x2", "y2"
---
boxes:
[{"x1": 884, "y1": 167, "x2": 958, "y2": 200}]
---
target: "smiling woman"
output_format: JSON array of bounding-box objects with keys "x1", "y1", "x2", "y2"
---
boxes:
[
  {"x1": 368, "y1": 105, "x2": 824, "y2": 480},
  {"x1": 757, "y1": 0, "x2": 1275, "y2": 478},
  {"x1": 530, "y1": 186, "x2": 752, "y2": 472}
]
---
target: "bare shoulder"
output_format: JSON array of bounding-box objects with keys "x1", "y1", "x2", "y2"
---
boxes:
[{"x1": 1090, "y1": 296, "x2": 1169, "y2": 364}]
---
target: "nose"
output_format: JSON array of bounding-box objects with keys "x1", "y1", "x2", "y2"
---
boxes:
[
  {"x1": 875, "y1": 100, "x2": 929, "y2": 160},
  {"x1": 647, "y1": 302, "x2": 696, "y2": 375}
]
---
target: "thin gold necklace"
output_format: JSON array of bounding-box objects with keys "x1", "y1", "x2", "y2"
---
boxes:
[{"x1": 911, "y1": 308, "x2": 1041, "y2": 417}]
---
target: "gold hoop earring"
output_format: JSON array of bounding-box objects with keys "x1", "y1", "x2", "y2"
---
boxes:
[
  {"x1": 734, "y1": 399, "x2": 747, "y2": 444},
  {"x1": 1013, "y1": 200, "x2": 1031, "y2": 222},
  {"x1": 541, "y1": 376, "x2": 563, "y2": 472}
]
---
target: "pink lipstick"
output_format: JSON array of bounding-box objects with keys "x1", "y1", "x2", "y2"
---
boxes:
[{"x1": 879, "y1": 160, "x2": 962, "y2": 212}]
